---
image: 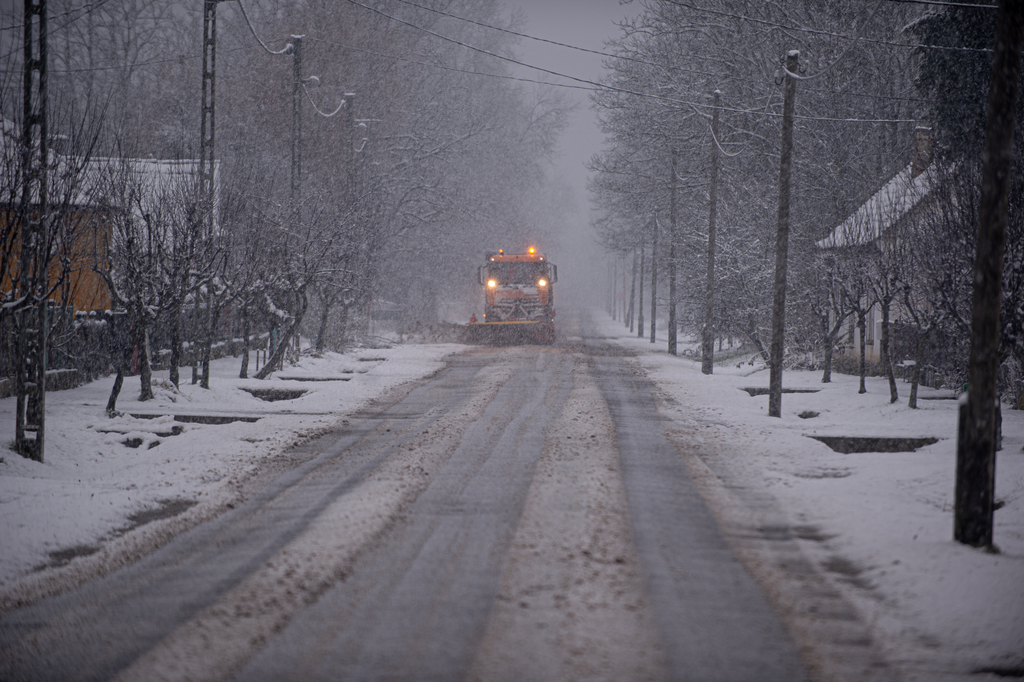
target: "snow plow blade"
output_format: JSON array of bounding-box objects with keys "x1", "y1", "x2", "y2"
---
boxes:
[{"x1": 463, "y1": 321, "x2": 555, "y2": 346}]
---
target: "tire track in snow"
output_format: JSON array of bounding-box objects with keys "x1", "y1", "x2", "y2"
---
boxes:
[{"x1": 469, "y1": 352, "x2": 668, "y2": 682}]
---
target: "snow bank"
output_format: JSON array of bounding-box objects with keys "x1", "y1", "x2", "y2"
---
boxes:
[
  {"x1": 596, "y1": 314, "x2": 1023, "y2": 680},
  {"x1": 0, "y1": 345, "x2": 459, "y2": 596}
]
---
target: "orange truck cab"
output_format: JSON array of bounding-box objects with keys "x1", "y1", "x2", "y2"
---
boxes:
[{"x1": 472, "y1": 247, "x2": 557, "y2": 344}]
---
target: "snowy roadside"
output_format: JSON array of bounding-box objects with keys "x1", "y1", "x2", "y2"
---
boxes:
[
  {"x1": 0, "y1": 343, "x2": 461, "y2": 604},
  {"x1": 595, "y1": 313, "x2": 1024, "y2": 681}
]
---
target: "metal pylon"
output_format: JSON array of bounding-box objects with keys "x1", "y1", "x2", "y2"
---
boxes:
[{"x1": 16, "y1": 0, "x2": 48, "y2": 462}]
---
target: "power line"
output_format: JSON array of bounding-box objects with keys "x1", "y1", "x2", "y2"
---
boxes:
[
  {"x1": 45, "y1": 46, "x2": 250, "y2": 75},
  {"x1": 381, "y1": 0, "x2": 923, "y2": 105},
  {"x1": 388, "y1": 0, "x2": 628, "y2": 62},
  {"x1": 236, "y1": 1, "x2": 293, "y2": 56},
  {"x1": 343, "y1": 0, "x2": 620, "y2": 93},
  {"x1": 660, "y1": 0, "x2": 993, "y2": 54},
  {"x1": 309, "y1": 30, "x2": 915, "y2": 125},
  {"x1": 307, "y1": 34, "x2": 600, "y2": 91},
  {"x1": 0, "y1": 0, "x2": 111, "y2": 33},
  {"x1": 303, "y1": 84, "x2": 346, "y2": 117},
  {"x1": 883, "y1": 0, "x2": 995, "y2": 8}
]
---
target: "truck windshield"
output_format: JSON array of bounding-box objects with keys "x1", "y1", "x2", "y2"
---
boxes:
[{"x1": 488, "y1": 262, "x2": 547, "y2": 285}]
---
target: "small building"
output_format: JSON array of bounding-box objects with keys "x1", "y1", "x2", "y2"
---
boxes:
[
  {"x1": 816, "y1": 127, "x2": 935, "y2": 363},
  {"x1": 1, "y1": 117, "x2": 219, "y2": 314}
]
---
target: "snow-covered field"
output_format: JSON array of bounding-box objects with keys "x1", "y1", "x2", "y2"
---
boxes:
[
  {"x1": 594, "y1": 314, "x2": 1024, "y2": 680},
  {"x1": 1, "y1": 317, "x2": 1021, "y2": 679}
]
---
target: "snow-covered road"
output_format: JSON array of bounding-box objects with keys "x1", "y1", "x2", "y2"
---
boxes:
[
  {"x1": 0, "y1": 308, "x2": 1020, "y2": 681},
  {"x1": 1, "y1": 320, "x2": 813, "y2": 681}
]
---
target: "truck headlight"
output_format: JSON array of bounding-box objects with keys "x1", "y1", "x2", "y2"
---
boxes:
[{"x1": 537, "y1": 279, "x2": 547, "y2": 287}]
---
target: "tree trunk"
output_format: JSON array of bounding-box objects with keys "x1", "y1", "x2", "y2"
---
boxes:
[
  {"x1": 239, "y1": 306, "x2": 250, "y2": 379},
  {"x1": 702, "y1": 91, "x2": 720, "y2": 376},
  {"x1": 637, "y1": 241, "x2": 645, "y2": 338},
  {"x1": 255, "y1": 291, "x2": 308, "y2": 380},
  {"x1": 191, "y1": 300, "x2": 200, "y2": 385},
  {"x1": 880, "y1": 298, "x2": 898, "y2": 403},
  {"x1": 106, "y1": 323, "x2": 133, "y2": 415},
  {"x1": 137, "y1": 323, "x2": 154, "y2": 402},
  {"x1": 668, "y1": 150, "x2": 678, "y2": 356},
  {"x1": 956, "y1": 0, "x2": 1024, "y2": 548},
  {"x1": 622, "y1": 249, "x2": 630, "y2": 333},
  {"x1": 822, "y1": 332, "x2": 834, "y2": 383},
  {"x1": 820, "y1": 313, "x2": 841, "y2": 384},
  {"x1": 107, "y1": 368, "x2": 125, "y2": 415},
  {"x1": 1017, "y1": 348, "x2": 1024, "y2": 410},
  {"x1": 746, "y1": 314, "x2": 770, "y2": 364},
  {"x1": 316, "y1": 297, "x2": 331, "y2": 353},
  {"x1": 909, "y1": 332, "x2": 925, "y2": 409},
  {"x1": 858, "y1": 311, "x2": 867, "y2": 394},
  {"x1": 650, "y1": 223, "x2": 658, "y2": 344},
  {"x1": 200, "y1": 302, "x2": 221, "y2": 390},
  {"x1": 169, "y1": 308, "x2": 181, "y2": 388}
]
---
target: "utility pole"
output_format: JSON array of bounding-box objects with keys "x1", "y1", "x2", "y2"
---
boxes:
[
  {"x1": 702, "y1": 91, "x2": 721, "y2": 375},
  {"x1": 196, "y1": 0, "x2": 223, "y2": 389},
  {"x1": 345, "y1": 91, "x2": 357, "y2": 197},
  {"x1": 650, "y1": 216, "x2": 658, "y2": 343},
  {"x1": 622, "y1": 251, "x2": 628, "y2": 328},
  {"x1": 955, "y1": 0, "x2": 1024, "y2": 547},
  {"x1": 668, "y1": 148, "x2": 678, "y2": 356},
  {"x1": 612, "y1": 257, "x2": 618, "y2": 321},
  {"x1": 768, "y1": 51, "x2": 799, "y2": 418},
  {"x1": 622, "y1": 246, "x2": 630, "y2": 331},
  {"x1": 16, "y1": 0, "x2": 48, "y2": 462},
  {"x1": 637, "y1": 238, "x2": 645, "y2": 338},
  {"x1": 291, "y1": 34, "x2": 304, "y2": 224},
  {"x1": 200, "y1": 0, "x2": 219, "y2": 239}
]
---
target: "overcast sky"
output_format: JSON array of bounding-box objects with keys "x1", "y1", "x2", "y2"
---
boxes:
[
  {"x1": 501, "y1": 1, "x2": 640, "y2": 304},
  {"x1": 510, "y1": 0, "x2": 638, "y2": 201}
]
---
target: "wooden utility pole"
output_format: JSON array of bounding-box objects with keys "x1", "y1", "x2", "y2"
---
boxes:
[
  {"x1": 637, "y1": 238, "x2": 645, "y2": 338},
  {"x1": 345, "y1": 91, "x2": 357, "y2": 196},
  {"x1": 622, "y1": 251, "x2": 628, "y2": 327},
  {"x1": 197, "y1": 0, "x2": 223, "y2": 390},
  {"x1": 668, "y1": 149, "x2": 678, "y2": 356},
  {"x1": 627, "y1": 248, "x2": 637, "y2": 332},
  {"x1": 650, "y1": 217, "x2": 658, "y2": 343},
  {"x1": 768, "y1": 51, "x2": 799, "y2": 418},
  {"x1": 955, "y1": 0, "x2": 1024, "y2": 547},
  {"x1": 200, "y1": 0, "x2": 219, "y2": 238},
  {"x1": 702, "y1": 91, "x2": 721, "y2": 375},
  {"x1": 291, "y1": 34, "x2": 304, "y2": 223},
  {"x1": 16, "y1": 0, "x2": 48, "y2": 462}
]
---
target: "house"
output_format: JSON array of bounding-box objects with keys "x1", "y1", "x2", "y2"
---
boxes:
[
  {"x1": 1, "y1": 118, "x2": 219, "y2": 315},
  {"x1": 816, "y1": 126, "x2": 935, "y2": 363}
]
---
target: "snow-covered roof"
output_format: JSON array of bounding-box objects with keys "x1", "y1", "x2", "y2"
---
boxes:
[
  {"x1": 817, "y1": 163, "x2": 934, "y2": 249},
  {"x1": 1, "y1": 117, "x2": 219, "y2": 220},
  {"x1": 77, "y1": 157, "x2": 219, "y2": 215}
]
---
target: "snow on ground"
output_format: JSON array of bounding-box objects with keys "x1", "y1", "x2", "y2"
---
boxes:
[
  {"x1": 595, "y1": 313, "x2": 1024, "y2": 680},
  {"x1": 0, "y1": 343, "x2": 460, "y2": 594},
  {"x1": 1, "y1": 317, "x2": 1021, "y2": 679}
]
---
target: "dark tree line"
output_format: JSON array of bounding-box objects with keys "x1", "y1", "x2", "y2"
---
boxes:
[
  {"x1": 1, "y1": 0, "x2": 569, "y2": 410},
  {"x1": 591, "y1": 0, "x2": 1024, "y2": 409}
]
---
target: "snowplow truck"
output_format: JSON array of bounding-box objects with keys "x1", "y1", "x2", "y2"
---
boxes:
[{"x1": 466, "y1": 248, "x2": 557, "y2": 345}]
